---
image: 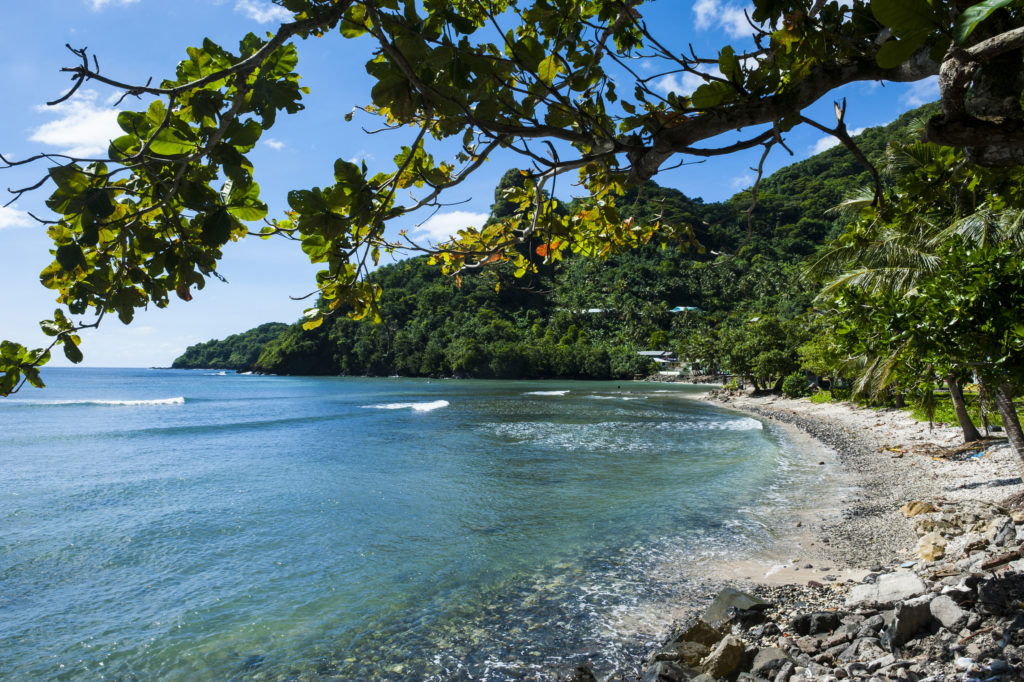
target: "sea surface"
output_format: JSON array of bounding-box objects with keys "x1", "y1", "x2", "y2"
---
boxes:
[{"x1": 0, "y1": 368, "x2": 837, "y2": 680}]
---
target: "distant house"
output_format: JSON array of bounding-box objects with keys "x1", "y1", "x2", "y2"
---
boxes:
[{"x1": 637, "y1": 350, "x2": 676, "y2": 363}]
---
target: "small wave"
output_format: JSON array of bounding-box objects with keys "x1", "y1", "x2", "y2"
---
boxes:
[
  {"x1": 3, "y1": 396, "x2": 186, "y2": 407},
  {"x1": 522, "y1": 390, "x2": 570, "y2": 396},
  {"x1": 364, "y1": 400, "x2": 449, "y2": 412},
  {"x1": 697, "y1": 417, "x2": 763, "y2": 431},
  {"x1": 205, "y1": 371, "x2": 229, "y2": 376}
]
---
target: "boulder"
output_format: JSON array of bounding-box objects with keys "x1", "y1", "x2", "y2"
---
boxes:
[
  {"x1": 701, "y1": 588, "x2": 771, "y2": 629},
  {"x1": 986, "y1": 517, "x2": 1016, "y2": 546},
  {"x1": 917, "y1": 531, "x2": 947, "y2": 561},
  {"x1": 901, "y1": 501, "x2": 938, "y2": 517},
  {"x1": 642, "y1": 660, "x2": 693, "y2": 682},
  {"x1": 652, "y1": 640, "x2": 711, "y2": 667},
  {"x1": 702, "y1": 635, "x2": 745, "y2": 678},
  {"x1": 751, "y1": 647, "x2": 793, "y2": 677},
  {"x1": 929, "y1": 594, "x2": 967, "y2": 630},
  {"x1": 884, "y1": 594, "x2": 935, "y2": 647},
  {"x1": 675, "y1": 620, "x2": 725, "y2": 647},
  {"x1": 846, "y1": 572, "x2": 927, "y2": 608}
]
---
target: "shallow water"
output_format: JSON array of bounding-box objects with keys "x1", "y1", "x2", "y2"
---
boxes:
[{"x1": 1, "y1": 369, "x2": 833, "y2": 680}]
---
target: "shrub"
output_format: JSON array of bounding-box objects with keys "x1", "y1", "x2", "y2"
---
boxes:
[{"x1": 781, "y1": 371, "x2": 811, "y2": 398}]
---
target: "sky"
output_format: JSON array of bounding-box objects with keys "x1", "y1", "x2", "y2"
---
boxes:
[{"x1": 0, "y1": 0, "x2": 938, "y2": 368}]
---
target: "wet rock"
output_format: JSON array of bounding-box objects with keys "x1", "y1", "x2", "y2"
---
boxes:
[
  {"x1": 651, "y1": 640, "x2": 710, "y2": 667},
  {"x1": 702, "y1": 588, "x2": 770, "y2": 629},
  {"x1": 929, "y1": 594, "x2": 967, "y2": 630},
  {"x1": 702, "y1": 635, "x2": 745, "y2": 678},
  {"x1": 846, "y1": 572, "x2": 927, "y2": 607},
  {"x1": 562, "y1": 663, "x2": 598, "y2": 682},
  {"x1": 675, "y1": 620, "x2": 725, "y2": 648},
  {"x1": 642, "y1": 660, "x2": 693, "y2": 682}
]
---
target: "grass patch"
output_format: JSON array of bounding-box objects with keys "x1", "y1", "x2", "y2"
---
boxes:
[
  {"x1": 905, "y1": 393, "x2": 1003, "y2": 428},
  {"x1": 809, "y1": 390, "x2": 834, "y2": 403}
]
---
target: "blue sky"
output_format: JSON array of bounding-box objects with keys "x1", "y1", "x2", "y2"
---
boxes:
[{"x1": 0, "y1": 0, "x2": 938, "y2": 368}]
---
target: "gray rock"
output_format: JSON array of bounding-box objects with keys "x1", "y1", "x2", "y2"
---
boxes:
[
  {"x1": 702, "y1": 588, "x2": 771, "y2": 629},
  {"x1": 987, "y1": 517, "x2": 1016, "y2": 546},
  {"x1": 857, "y1": 614, "x2": 886, "y2": 638},
  {"x1": 885, "y1": 594, "x2": 935, "y2": 648},
  {"x1": 702, "y1": 635, "x2": 745, "y2": 678},
  {"x1": 846, "y1": 572, "x2": 927, "y2": 608},
  {"x1": 929, "y1": 594, "x2": 967, "y2": 630},
  {"x1": 642, "y1": 660, "x2": 693, "y2": 682},
  {"x1": 867, "y1": 654, "x2": 895, "y2": 673},
  {"x1": 675, "y1": 620, "x2": 725, "y2": 647},
  {"x1": 773, "y1": 661, "x2": 794, "y2": 682},
  {"x1": 652, "y1": 640, "x2": 711, "y2": 667}
]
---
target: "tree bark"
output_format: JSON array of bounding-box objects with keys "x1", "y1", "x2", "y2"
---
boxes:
[
  {"x1": 994, "y1": 382, "x2": 1024, "y2": 466},
  {"x1": 946, "y1": 375, "x2": 983, "y2": 443}
]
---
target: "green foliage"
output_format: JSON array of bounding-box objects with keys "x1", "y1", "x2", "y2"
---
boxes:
[
  {"x1": 172, "y1": 322, "x2": 290, "y2": 369},
  {"x1": 781, "y1": 371, "x2": 811, "y2": 398}
]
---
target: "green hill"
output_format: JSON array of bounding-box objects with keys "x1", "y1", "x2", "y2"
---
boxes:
[{"x1": 172, "y1": 104, "x2": 936, "y2": 378}]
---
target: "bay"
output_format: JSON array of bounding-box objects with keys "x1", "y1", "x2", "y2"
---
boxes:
[{"x1": 0, "y1": 368, "x2": 835, "y2": 680}]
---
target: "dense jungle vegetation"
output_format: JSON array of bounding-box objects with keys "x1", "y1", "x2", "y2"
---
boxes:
[{"x1": 174, "y1": 105, "x2": 934, "y2": 383}]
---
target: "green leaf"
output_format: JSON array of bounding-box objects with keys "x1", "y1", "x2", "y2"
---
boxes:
[
  {"x1": 954, "y1": 0, "x2": 1017, "y2": 43},
  {"x1": 875, "y1": 30, "x2": 929, "y2": 68},
  {"x1": 690, "y1": 81, "x2": 734, "y2": 109},
  {"x1": 55, "y1": 244, "x2": 87, "y2": 272},
  {"x1": 63, "y1": 340, "x2": 84, "y2": 364},
  {"x1": 200, "y1": 209, "x2": 234, "y2": 247},
  {"x1": 538, "y1": 54, "x2": 561, "y2": 86},
  {"x1": 870, "y1": 0, "x2": 938, "y2": 37},
  {"x1": 149, "y1": 127, "x2": 195, "y2": 156}
]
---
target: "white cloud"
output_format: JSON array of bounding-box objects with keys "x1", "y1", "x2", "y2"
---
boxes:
[
  {"x1": 29, "y1": 89, "x2": 122, "y2": 158},
  {"x1": 901, "y1": 76, "x2": 939, "y2": 107},
  {"x1": 810, "y1": 127, "x2": 866, "y2": 155},
  {"x1": 653, "y1": 67, "x2": 724, "y2": 96},
  {"x1": 235, "y1": 0, "x2": 292, "y2": 23},
  {"x1": 694, "y1": 0, "x2": 755, "y2": 38},
  {"x1": 0, "y1": 204, "x2": 33, "y2": 230},
  {"x1": 412, "y1": 211, "x2": 488, "y2": 243},
  {"x1": 88, "y1": 0, "x2": 140, "y2": 9},
  {"x1": 731, "y1": 173, "x2": 754, "y2": 189},
  {"x1": 263, "y1": 138, "x2": 285, "y2": 150}
]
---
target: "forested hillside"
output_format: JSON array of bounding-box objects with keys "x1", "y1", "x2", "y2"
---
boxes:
[{"x1": 173, "y1": 104, "x2": 936, "y2": 380}]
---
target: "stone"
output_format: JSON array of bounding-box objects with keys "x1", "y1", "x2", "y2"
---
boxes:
[
  {"x1": 917, "y1": 531, "x2": 947, "y2": 561},
  {"x1": 846, "y1": 572, "x2": 928, "y2": 607},
  {"x1": 810, "y1": 612, "x2": 843, "y2": 635},
  {"x1": 773, "y1": 661, "x2": 794, "y2": 682},
  {"x1": 884, "y1": 594, "x2": 935, "y2": 648},
  {"x1": 657, "y1": 640, "x2": 711, "y2": 667},
  {"x1": 563, "y1": 664, "x2": 598, "y2": 682},
  {"x1": 676, "y1": 620, "x2": 725, "y2": 648},
  {"x1": 702, "y1": 635, "x2": 745, "y2": 678},
  {"x1": 929, "y1": 594, "x2": 967, "y2": 630},
  {"x1": 1012, "y1": 511, "x2": 1024, "y2": 524},
  {"x1": 642, "y1": 660, "x2": 692, "y2": 682},
  {"x1": 901, "y1": 501, "x2": 938, "y2": 517},
  {"x1": 702, "y1": 588, "x2": 771, "y2": 629},
  {"x1": 751, "y1": 648, "x2": 793, "y2": 678},
  {"x1": 867, "y1": 654, "x2": 895, "y2": 673},
  {"x1": 987, "y1": 517, "x2": 1016, "y2": 546}
]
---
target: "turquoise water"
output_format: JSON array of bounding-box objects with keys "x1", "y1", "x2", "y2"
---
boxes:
[{"x1": 1, "y1": 369, "x2": 826, "y2": 680}]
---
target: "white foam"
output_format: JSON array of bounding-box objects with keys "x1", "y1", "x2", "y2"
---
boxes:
[
  {"x1": 205, "y1": 371, "x2": 228, "y2": 376},
  {"x1": 364, "y1": 400, "x2": 449, "y2": 412},
  {"x1": 5, "y1": 396, "x2": 186, "y2": 407},
  {"x1": 522, "y1": 390, "x2": 570, "y2": 396}
]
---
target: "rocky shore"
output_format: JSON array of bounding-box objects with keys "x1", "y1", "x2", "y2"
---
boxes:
[{"x1": 565, "y1": 392, "x2": 1024, "y2": 682}]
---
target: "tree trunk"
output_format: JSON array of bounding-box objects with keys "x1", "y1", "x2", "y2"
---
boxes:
[
  {"x1": 946, "y1": 375, "x2": 983, "y2": 443},
  {"x1": 974, "y1": 370, "x2": 991, "y2": 437},
  {"x1": 994, "y1": 382, "x2": 1024, "y2": 466}
]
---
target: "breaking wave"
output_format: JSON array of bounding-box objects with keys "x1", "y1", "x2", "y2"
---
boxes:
[{"x1": 364, "y1": 400, "x2": 450, "y2": 412}]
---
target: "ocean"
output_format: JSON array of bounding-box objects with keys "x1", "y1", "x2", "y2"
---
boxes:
[{"x1": 0, "y1": 368, "x2": 836, "y2": 680}]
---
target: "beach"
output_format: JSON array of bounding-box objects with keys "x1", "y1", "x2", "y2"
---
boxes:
[{"x1": 620, "y1": 390, "x2": 1024, "y2": 682}]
